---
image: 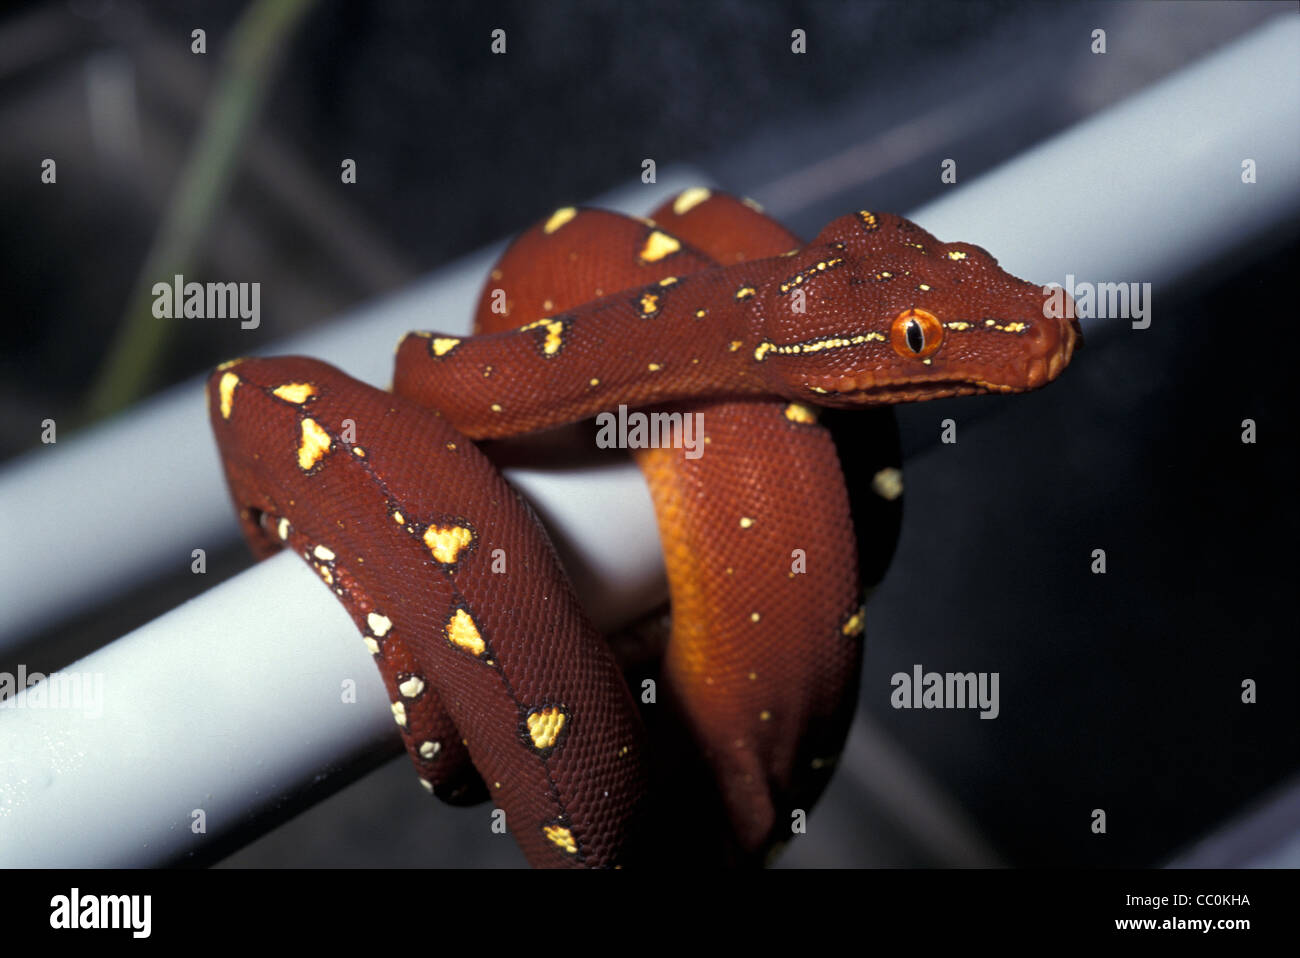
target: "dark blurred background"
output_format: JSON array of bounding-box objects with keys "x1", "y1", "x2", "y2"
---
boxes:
[{"x1": 1, "y1": 0, "x2": 1296, "y2": 867}]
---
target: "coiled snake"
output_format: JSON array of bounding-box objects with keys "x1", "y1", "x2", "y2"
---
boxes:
[{"x1": 208, "y1": 189, "x2": 1079, "y2": 867}]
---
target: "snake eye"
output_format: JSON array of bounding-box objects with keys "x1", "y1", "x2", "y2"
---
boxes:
[
  {"x1": 905, "y1": 319, "x2": 924, "y2": 353},
  {"x1": 890, "y1": 308, "x2": 943, "y2": 360}
]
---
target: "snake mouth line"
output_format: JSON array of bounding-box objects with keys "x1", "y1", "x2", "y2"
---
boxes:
[{"x1": 808, "y1": 378, "x2": 1022, "y2": 403}]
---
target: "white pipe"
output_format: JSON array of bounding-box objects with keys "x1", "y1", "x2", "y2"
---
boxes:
[
  {"x1": 3, "y1": 16, "x2": 1298, "y2": 866},
  {"x1": 908, "y1": 14, "x2": 1300, "y2": 292}
]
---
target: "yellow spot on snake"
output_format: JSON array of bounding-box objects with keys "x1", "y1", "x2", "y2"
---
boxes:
[
  {"x1": 983, "y1": 319, "x2": 1029, "y2": 333},
  {"x1": 276, "y1": 517, "x2": 290, "y2": 541},
  {"x1": 392, "y1": 511, "x2": 405, "y2": 525},
  {"x1": 544, "y1": 825, "x2": 578, "y2": 855},
  {"x1": 445, "y1": 442, "x2": 456, "y2": 451},
  {"x1": 368, "y1": 612, "x2": 393, "y2": 637},
  {"x1": 750, "y1": 612, "x2": 761, "y2": 623},
  {"x1": 647, "y1": 362, "x2": 662, "y2": 372},
  {"x1": 918, "y1": 283, "x2": 932, "y2": 291},
  {"x1": 218, "y1": 372, "x2": 239, "y2": 419},
  {"x1": 842, "y1": 607, "x2": 867, "y2": 637},
  {"x1": 391, "y1": 701, "x2": 407, "y2": 728},
  {"x1": 945, "y1": 321, "x2": 971, "y2": 331},
  {"x1": 352, "y1": 446, "x2": 366, "y2": 457},
  {"x1": 520, "y1": 317, "x2": 565, "y2": 355},
  {"x1": 399, "y1": 676, "x2": 425, "y2": 699},
  {"x1": 424, "y1": 524, "x2": 474, "y2": 564},
  {"x1": 672, "y1": 186, "x2": 711, "y2": 215},
  {"x1": 784, "y1": 403, "x2": 817, "y2": 424},
  {"x1": 431, "y1": 337, "x2": 461, "y2": 357},
  {"x1": 419, "y1": 740, "x2": 441, "y2": 760},
  {"x1": 871, "y1": 467, "x2": 904, "y2": 501},
  {"x1": 297, "y1": 418, "x2": 332, "y2": 471},
  {"x1": 491, "y1": 403, "x2": 503, "y2": 413},
  {"x1": 447, "y1": 608, "x2": 486, "y2": 657},
  {"x1": 760, "y1": 710, "x2": 772, "y2": 721},
  {"x1": 947, "y1": 250, "x2": 968, "y2": 260},
  {"x1": 589, "y1": 378, "x2": 600, "y2": 387},
  {"x1": 748, "y1": 672, "x2": 757, "y2": 681},
  {"x1": 739, "y1": 516, "x2": 755, "y2": 529},
  {"x1": 272, "y1": 382, "x2": 317, "y2": 404},
  {"x1": 543, "y1": 207, "x2": 577, "y2": 234},
  {"x1": 640, "y1": 293, "x2": 660, "y2": 315},
  {"x1": 526, "y1": 706, "x2": 568, "y2": 749},
  {"x1": 858, "y1": 210, "x2": 879, "y2": 230},
  {"x1": 695, "y1": 308, "x2": 707, "y2": 319},
  {"x1": 728, "y1": 341, "x2": 742, "y2": 352},
  {"x1": 659, "y1": 276, "x2": 678, "y2": 287},
  {"x1": 639, "y1": 230, "x2": 681, "y2": 263},
  {"x1": 735, "y1": 286, "x2": 756, "y2": 300},
  {"x1": 755, "y1": 332, "x2": 886, "y2": 362},
  {"x1": 313, "y1": 545, "x2": 335, "y2": 562},
  {"x1": 216, "y1": 358, "x2": 243, "y2": 371}
]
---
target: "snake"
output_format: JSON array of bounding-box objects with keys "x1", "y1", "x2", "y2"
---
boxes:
[{"x1": 208, "y1": 189, "x2": 1080, "y2": 867}]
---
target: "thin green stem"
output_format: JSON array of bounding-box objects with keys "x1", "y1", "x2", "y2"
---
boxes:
[{"x1": 86, "y1": 0, "x2": 319, "y2": 420}]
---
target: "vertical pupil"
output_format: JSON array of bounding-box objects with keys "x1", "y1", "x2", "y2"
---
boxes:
[{"x1": 905, "y1": 319, "x2": 925, "y2": 353}]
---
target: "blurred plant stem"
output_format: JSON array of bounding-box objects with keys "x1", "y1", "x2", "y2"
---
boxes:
[{"x1": 86, "y1": 0, "x2": 319, "y2": 421}]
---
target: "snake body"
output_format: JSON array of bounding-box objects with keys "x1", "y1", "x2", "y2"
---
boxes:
[{"x1": 209, "y1": 190, "x2": 1079, "y2": 867}]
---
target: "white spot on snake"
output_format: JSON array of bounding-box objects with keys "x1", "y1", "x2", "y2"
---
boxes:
[
  {"x1": 399, "y1": 675, "x2": 425, "y2": 699},
  {"x1": 367, "y1": 612, "x2": 393, "y2": 637}
]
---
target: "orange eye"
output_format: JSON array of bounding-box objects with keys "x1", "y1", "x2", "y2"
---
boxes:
[{"x1": 890, "y1": 308, "x2": 943, "y2": 360}]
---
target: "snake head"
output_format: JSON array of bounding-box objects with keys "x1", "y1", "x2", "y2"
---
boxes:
[{"x1": 749, "y1": 210, "x2": 1081, "y2": 405}]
